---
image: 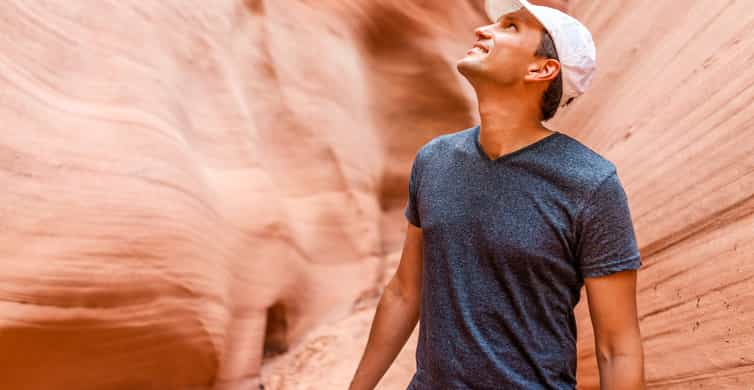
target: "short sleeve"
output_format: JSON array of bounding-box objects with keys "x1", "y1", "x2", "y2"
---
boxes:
[
  {"x1": 403, "y1": 153, "x2": 422, "y2": 227},
  {"x1": 575, "y1": 171, "x2": 642, "y2": 278}
]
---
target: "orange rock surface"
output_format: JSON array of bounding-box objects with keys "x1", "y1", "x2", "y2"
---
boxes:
[{"x1": 0, "y1": 0, "x2": 751, "y2": 389}]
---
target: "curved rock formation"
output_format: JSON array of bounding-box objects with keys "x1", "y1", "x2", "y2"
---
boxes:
[{"x1": 0, "y1": 0, "x2": 482, "y2": 388}]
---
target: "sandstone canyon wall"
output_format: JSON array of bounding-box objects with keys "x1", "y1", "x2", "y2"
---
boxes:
[
  {"x1": 0, "y1": 1, "x2": 751, "y2": 389},
  {"x1": 0, "y1": 1, "x2": 483, "y2": 388},
  {"x1": 560, "y1": 1, "x2": 754, "y2": 387}
]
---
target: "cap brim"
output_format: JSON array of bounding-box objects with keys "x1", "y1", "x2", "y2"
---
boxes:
[
  {"x1": 485, "y1": 0, "x2": 535, "y2": 24},
  {"x1": 484, "y1": 0, "x2": 551, "y2": 44}
]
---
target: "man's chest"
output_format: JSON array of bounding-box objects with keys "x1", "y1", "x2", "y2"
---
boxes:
[{"x1": 416, "y1": 167, "x2": 577, "y2": 262}]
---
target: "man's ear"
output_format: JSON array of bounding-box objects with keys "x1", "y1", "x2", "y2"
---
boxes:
[{"x1": 524, "y1": 58, "x2": 560, "y2": 83}]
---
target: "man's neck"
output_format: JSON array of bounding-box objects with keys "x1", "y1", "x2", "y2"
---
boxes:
[{"x1": 475, "y1": 86, "x2": 553, "y2": 159}]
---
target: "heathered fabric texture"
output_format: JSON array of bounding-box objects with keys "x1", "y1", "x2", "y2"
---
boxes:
[{"x1": 403, "y1": 125, "x2": 642, "y2": 389}]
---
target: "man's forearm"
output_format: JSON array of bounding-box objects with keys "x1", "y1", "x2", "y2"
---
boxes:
[
  {"x1": 597, "y1": 352, "x2": 645, "y2": 390},
  {"x1": 349, "y1": 282, "x2": 420, "y2": 390}
]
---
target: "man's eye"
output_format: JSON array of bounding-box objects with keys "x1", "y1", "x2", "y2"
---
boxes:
[{"x1": 499, "y1": 21, "x2": 517, "y2": 31}]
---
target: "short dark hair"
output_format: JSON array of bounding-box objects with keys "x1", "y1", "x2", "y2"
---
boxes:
[{"x1": 534, "y1": 29, "x2": 564, "y2": 121}]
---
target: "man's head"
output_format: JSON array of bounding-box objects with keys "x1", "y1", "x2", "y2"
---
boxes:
[
  {"x1": 457, "y1": 0, "x2": 596, "y2": 122},
  {"x1": 457, "y1": 7, "x2": 563, "y2": 121}
]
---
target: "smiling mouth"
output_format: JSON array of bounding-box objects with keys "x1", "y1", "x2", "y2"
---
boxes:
[
  {"x1": 473, "y1": 42, "x2": 490, "y2": 53},
  {"x1": 467, "y1": 41, "x2": 490, "y2": 55}
]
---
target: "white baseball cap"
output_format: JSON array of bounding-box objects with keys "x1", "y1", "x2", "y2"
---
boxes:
[{"x1": 485, "y1": 0, "x2": 597, "y2": 107}]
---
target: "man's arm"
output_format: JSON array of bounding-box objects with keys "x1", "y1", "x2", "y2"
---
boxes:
[
  {"x1": 349, "y1": 222, "x2": 424, "y2": 390},
  {"x1": 584, "y1": 269, "x2": 645, "y2": 390}
]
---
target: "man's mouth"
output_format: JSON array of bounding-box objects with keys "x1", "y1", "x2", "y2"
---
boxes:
[{"x1": 467, "y1": 41, "x2": 491, "y2": 55}]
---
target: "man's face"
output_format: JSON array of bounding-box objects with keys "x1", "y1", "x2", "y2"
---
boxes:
[{"x1": 457, "y1": 7, "x2": 546, "y2": 86}]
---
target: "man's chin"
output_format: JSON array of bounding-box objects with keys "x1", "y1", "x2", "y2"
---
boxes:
[{"x1": 456, "y1": 56, "x2": 483, "y2": 77}]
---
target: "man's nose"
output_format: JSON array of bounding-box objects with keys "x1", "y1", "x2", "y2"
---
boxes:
[{"x1": 474, "y1": 25, "x2": 494, "y2": 40}]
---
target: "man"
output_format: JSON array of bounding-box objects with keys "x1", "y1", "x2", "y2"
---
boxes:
[{"x1": 350, "y1": 0, "x2": 645, "y2": 388}]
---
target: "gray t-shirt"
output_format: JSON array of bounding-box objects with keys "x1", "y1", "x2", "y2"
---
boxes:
[{"x1": 403, "y1": 125, "x2": 642, "y2": 389}]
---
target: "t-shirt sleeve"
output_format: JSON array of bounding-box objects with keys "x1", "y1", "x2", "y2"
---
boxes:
[
  {"x1": 403, "y1": 152, "x2": 422, "y2": 228},
  {"x1": 575, "y1": 171, "x2": 642, "y2": 278}
]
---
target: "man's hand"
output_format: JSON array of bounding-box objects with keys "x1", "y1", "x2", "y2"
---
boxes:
[{"x1": 584, "y1": 269, "x2": 646, "y2": 389}]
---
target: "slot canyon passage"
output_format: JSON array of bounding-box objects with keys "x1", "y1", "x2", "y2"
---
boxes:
[{"x1": 0, "y1": 0, "x2": 752, "y2": 389}]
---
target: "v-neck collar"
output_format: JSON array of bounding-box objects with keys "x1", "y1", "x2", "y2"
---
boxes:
[{"x1": 473, "y1": 125, "x2": 561, "y2": 163}]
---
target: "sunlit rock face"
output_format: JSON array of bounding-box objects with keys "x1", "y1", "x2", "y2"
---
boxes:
[
  {"x1": 0, "y1": 0, "x2": 483, "y2": 388},
  {"x1": 2, "y1": 0, "x2": 752, "y2": 389},
  {"x1": 557, "y1": 1, "x2": 754, "y2": 388}
]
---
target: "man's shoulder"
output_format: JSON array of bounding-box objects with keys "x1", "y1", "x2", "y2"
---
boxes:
[
  {"x1": 416, "y1": 126, "x2": 476, "y2": 160},
  {"x1": 554, "y1": 131, "x2": 618, "y2": 185}
]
